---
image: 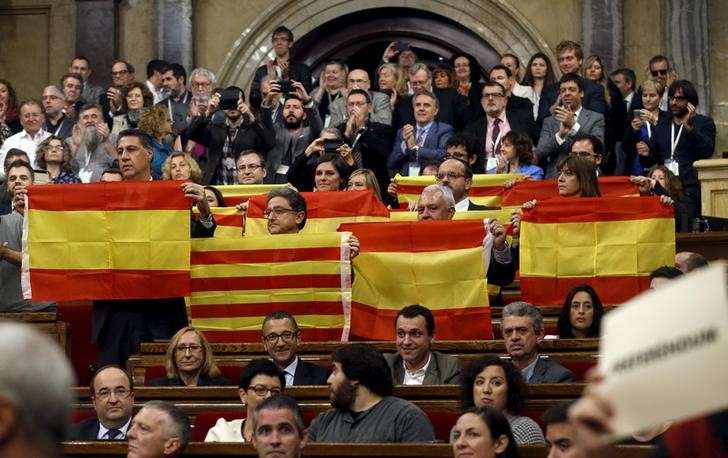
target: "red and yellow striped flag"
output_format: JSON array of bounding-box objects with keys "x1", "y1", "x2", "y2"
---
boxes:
[
  {"x1": 245, "y1": 190, "x2": 390, "y2": 235},
  {"x1": 394, "y1": 173, "x2": 524, "y2": 208},
  {"x1": 519, "y1": 196, "x2": 675, "y2": 305},
  {"x1": 500, "y1": 176, "x2": 639, "y2": 208},
  {"x1": 189, "y1": 232, "x2": 353, "y2": 342},
  {"x1": 338, "y1": 220, "x2": 493, "y2": 340},
  {"x1": 212, "y1": 184, "x2": 283, "y2": 206},
  {"x1": 22, "y1": 181, "x2": 191, "y2": 301}
]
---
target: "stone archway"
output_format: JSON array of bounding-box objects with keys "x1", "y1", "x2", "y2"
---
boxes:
[{"x1": 217, "y1": 0, "x2": 555, "y2": 90}]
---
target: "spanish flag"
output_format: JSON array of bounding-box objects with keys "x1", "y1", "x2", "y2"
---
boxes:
[
  {"x1": 245, "y1": 190, "x2": 390, "y2": 235},
  {"x1": 338, "y1": 220, "x2": 493, "y2": 340},
  {"x1": 22, "y1": 181, "x2": 191, "y2": 301},
  {"x1": 500, "y1": 176, "x2": 639, "y2": 208},
  {"x1": 394, "y1": 173, "x2": 524, "y2": 208},
  {"x1": 212, "y1": 184, "x2": 284, "y2": 206},
  {"x1": 189, "y1": 232, "x2": 353, "y2": 342},
  {"x1": 519, "y1": 196, "x2": 675, "y2": 305}
]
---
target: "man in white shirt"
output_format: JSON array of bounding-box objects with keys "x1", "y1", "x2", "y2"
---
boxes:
[
  {"x1": 0, "y1": 100, "x2": 50, "y2": 178},
  {"x1": 145, "y1": 59, "x2": 168, "y2": 105}
]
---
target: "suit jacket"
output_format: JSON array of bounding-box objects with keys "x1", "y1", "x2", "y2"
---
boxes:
[
  {"x1": 467, "y1": 200, "x2": 492, "y2": 211},
  {"x1": 388, "y1": 121, "x2": 454, "y2": 176},
  {"x1": 82, "y1": 83, "x2": 105, "y2": 106},
  {"x1": 249, "y1": 60, "x2": 313, "y2": 110},
  {"x1": 293, "y1": 360, "x2": 331, "y2": 385},
  {"x1": 536, "y1": 108, "x2": 605, "y2": 179},
  {"x1": 537, "y1": 77, "x2": 607, "y2": 127},
  {"x1": 385, "y1": 351, "x2": 462, "y2": 385},
  {"x1": 157, "y1": 91, "x2": 192, "y2": 138},
  {"x1": 529, "y1": 356, "x2": 575, "y2": 383},
  {"x1": 464, "y1": 109, "x2": 539, "y2": 174},
  {"x1": 394, "y1": 88, "x2": 468, "y2": 130},
  {"x1": 187, "y1": 114, "x2": 275, "y2": 185},
  {"x1": 262, "y1": 104, "x2": 323, "y2": 175},
  {"x1": 328, "y1": 90, "x2": 392, "y2": 127},
  {"x1": 68, "y1": 417, "x2": 102, "y2": 441},
  {"x1": 335, "y1": 121, "x2": 393, "y2": 201}
]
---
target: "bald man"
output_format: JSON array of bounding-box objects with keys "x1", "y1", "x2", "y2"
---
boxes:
[{"x1": 328, "y1": 68, "x2": 392, "y2": 127}]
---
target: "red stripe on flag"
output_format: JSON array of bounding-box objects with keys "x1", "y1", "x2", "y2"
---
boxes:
[
  {"x1": 190, "y1": 301, "x2": 344, "y2": 318},
  {"x1": 191, "y1": 247, "x2": 342, "y2": 264},
  {"x1": 28, "y1": 269, "x2": 190, "y2": 301},
  {"x1": 191, "y1": 274, "x2": 342, "y2": 292},
  {"x1": 521, "y1": 196, "x2": 673, "y2": 223},
  {"x1": 349, "y1": 302, "x2": 492, "y2": 340},
  {"x1": 519, "y1": 275, "x2": 650, "y2": 305},
  {"x1": 338, "y1": 220, "x2": 485, "y2": 252},
  {"x1": 468, "y1": 187, "x2": 506, "y2": 197},
  {"x1": 501, "y1": 176, "x2": 639, "y2": 207},
  {"x1": 27, "y1": 181, "x2": 189, "y2": 211},
  {"x1": 214, "y1": 214, "x2": 244, "y2": 227},
  {"x1": 203, "y1": 328, "x2": 343, "y2": 343},
  {"x1": 247, "y1": 190, "x2": 390, "y2": 218}
]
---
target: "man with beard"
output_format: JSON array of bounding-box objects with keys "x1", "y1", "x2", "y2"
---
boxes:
[
  {"x1": 69, "y1": 104, "x2": 117, "y2": 182},
  {"x1": 307, "y1": 343, "x2": 435, "y2": 442},
  {"x1": 187, "y1": 86, "x2": 275, "y2": 185},
  {"x1": 41, "y1": 85, "x2": 73, "y2": 139},
  {"x1": 157, "y1": 63, "x2": 192, "y2": 138},
  {"x1": 640, "y1": 80, "x2": 716, "y2": 219},
  {"x1": 260, "y1": 82, "x2": 322, "y2": 183}
]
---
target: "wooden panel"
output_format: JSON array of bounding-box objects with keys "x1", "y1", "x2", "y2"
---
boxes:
[
  {"x1": 0, "y1": 312, "x2": 71, "y2": 356},
  {"x1": 0, "y1": 6, "x2": 50, "y2": 100}
]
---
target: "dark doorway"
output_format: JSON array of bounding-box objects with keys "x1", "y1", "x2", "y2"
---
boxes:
[{"x1": 291, "y1": 7, "x2": 501, "y2": 82}]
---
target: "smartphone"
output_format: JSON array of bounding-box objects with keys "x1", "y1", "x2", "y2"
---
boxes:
[
  {"x1": 394, "y1": 41, "x2": 410, "y2": 53},
  {"x1": 323, "y1": 140, "x2": 344, "y2": 153},
  {"x1": 278, "y1": 81, "x2": 294, "y2": 94},
  {"x1": 33, "y1": 169, "x2": 50, "y2": 184},
  {"x1": 219, "y1": 89, "x2": 240, "y2": 110},
  {"x1": 634, "y1": 109, "x2": 642, "y2": 119}
]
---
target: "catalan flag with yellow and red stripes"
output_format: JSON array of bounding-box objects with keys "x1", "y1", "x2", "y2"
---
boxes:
[
  {"x1": 500, "y1": 176, "x2": 639, "y2": 208},
  {"x1": 395, "y1": 173, "x2": 524, "y2": 208},
  {"x1": 22, "y1": 181, "x2": 191, "y2": 301},
  {"x1": 338, "y1": 220, "x2": 493, "y2": 340},
  {"x1": 189, "y1": 232, "x2": 352, "y2": 342},
  {"x1": 519, "y1": 196, "x2": 675, "y2": 305}
]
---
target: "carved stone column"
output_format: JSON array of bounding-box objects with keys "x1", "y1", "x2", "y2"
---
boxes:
[
  {"x1": 581, "y1": 0, "x2": 623, "y2": 70},
  {"x1": 75, "y1": 0, "x2": 116, "y2": 88},
  {"x1": 154, "y1": 0, "x2": 193, "y2": 70}
]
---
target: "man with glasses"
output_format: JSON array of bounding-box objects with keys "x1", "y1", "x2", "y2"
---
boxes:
[
  {"x1": 569, "y1": 133, "x2": 604, "y2": 175},
  {"x1": 205, "y1": 359, "x2": 285, "y2": 442},
  {"x1": 261, "y1": 310, "x2": 330, "y2": 385},
  {"x1": 445, "y1": 132, "x2": 479, "y2": 169},
  {"x1": 464, "y1": 81, "x2": 538, "y2": 174},
  {"x1": 647, "y1": 55, "x2": 676, "y2": 111},
  {"x1": 100, "y1": 59, "x2": 135, "y2": 125},
  {"x1": 68, "y1": 366, "x2": 134, "y2": 440},
  {"x1": 328, "y1": 68, "x2": 392, "y2": 127},
  {"x1": 436, "y1": 158, "x2": 490, "y2": 211},
  {"x1": 236, "y1": 150, "x2": 268, "y2": 184}
]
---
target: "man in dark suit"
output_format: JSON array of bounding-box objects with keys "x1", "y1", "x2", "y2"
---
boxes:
[
  {"x1": 384, "y1": 304, "x2": 462, "y2": 385},
  {"x1": 99, "y1": 59, "x2": 136, "y2": 126},
  {"x1": 394, "y1": 63, "x2": 468, "y2": 130},
  {"x1": 93, "y1": 129, "x2": 216, "y2": 367},
  {"x1": 249, "y1": 26, "x2": 312, "y2": 111},
  {"x1": 68, "y1": 366, "x2": 134, "y2": 440},
  {"x1": 537, "y1": 40, "x2": 607, "y2": 127},
  {"x1": 502, "y1": 302, "x2": 575, "y2": 383},
  {"x1": 609, "y1": 68, "x2": 642, "y2": 175},
  {"x1": 262, "y1": 311, "x2": 331, "y2": 385},
  {"x1": 489, "y1": 64, "x2": 534, "y2": 114},
  {"x1": 436, "y1": 158, "x2": 491, "y2": 211},
  {"x1": 389, "y1": 90, "x2": 453, "y2": 176},
  {"x1": 464, "y1": 81, "x2": 539, "y2": 173}
]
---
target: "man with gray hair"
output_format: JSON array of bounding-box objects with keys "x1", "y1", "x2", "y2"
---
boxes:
[
  {"x1": 188, "y1": 67, "x2": 217, "y2": 119},
  {"x1": 41, "y1": 85, "x2": 73, "y2": 139},
  {"x1": 127, "y1": 400, "x2": 190, "y2": 458},
  {"x1": 252, "y1": 395, "x2": 308, "y2": 458},
  {"x1": 501, "y1": 301, "x2": 575, "y2": 383},
  {"x1": 68, "y1": 103, "x2": 117, "y2": 182},
  {"x1": 0, "y1": 322, "x2": 75, "y2": 457}
]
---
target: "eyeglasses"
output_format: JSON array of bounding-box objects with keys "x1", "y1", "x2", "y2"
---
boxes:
[
  {"x1": 237, "y1": 164, "x2": 262, "y2": 171},
  {"x1": 46, "y1": 145, "x2": 65, "y2": 152},
  {"x1": 111, "y1": 70, "x2": 130, "y2": 77},
  {"x1": 263, "y1": 331, "x2": 298, "y2": 344},
  {"x1": 651, "y1": 69, "x2": 669, "y2": 76},
  {"x1": 263, "y1": 207, "x2": 298, "y2": 218},
  {"x1": 570, "y1": 151, "x2": 597, "y2": 158},
  {"x1": 249, "y1": 385, "x2": 283, "y2": 396},
  {"x1": 445, "y1": 153, "x2": 468, "y2": 161},
  {"x1": 94, "y1": 388, "x2": 132, "y2": 401},
  {"x1": 191, "y1": 82, "x2": 211, "y2": 89},
  {"x1": 669, "y1": 95, "x2": 687, "y2": 102},
  {"x1": 436, "y1": 171, "x2": 465, "y2": 180},
  {"x1": 174, "y1": 344, "x2": 203, "y2": 354},
  {"x1": 482, "y1": 93, "x2": 505, "y2": 99}
]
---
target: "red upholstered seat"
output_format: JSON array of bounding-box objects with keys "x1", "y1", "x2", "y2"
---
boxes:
[
  {"x1": 425, "y1": 411, "x2": 458, "y2": 442},
  {"x1": 143, "y1": 365, "x2": 244, "y2": 385},
  {"x1": 561, "y1": 360, "x2": 596, "y2": 382}
]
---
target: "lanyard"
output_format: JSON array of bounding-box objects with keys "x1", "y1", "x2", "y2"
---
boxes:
[{"x1": 670, "y1": 123, "x2": 683, "y2": 160}]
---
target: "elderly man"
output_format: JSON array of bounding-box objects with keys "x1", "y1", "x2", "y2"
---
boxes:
[
  {"x1": 70, "y1": 56, "x2": 105, "y2": 105},
  {"x1": 502, "y1": 301, "x2": 575, "y2": 383},
  {"x1": 307, "y1": 343, "x2": 435, "y2": 442},
  {"x1": 675, "y1": 251, "x2": 708, "y2": 273},
  {"x1": 328, "y1": 68, "x2": 392, "y2": 127},
  {"x1": 384, "y1": 304, "x2": 462, "y2": 385},
  {"x1": 0, "y1": 322, "x2": 75, "y2": 458},
  {"x1": 68, "y1": 366, "x2": 134, "y2": 440},
  {"x1": 389, "y1": 90, "x2": 453, "y2": 176},
  {"x1": 252, "y1": 395, "x2": 308, "y2": 458},
  {"x1": 261, "y1": 310, "x2": 330, "y2": 386},
  {"x1": 127, "y1": 401, "x2": 190, "y2": 458},
  {"x1": 59, "y1": 72, "x2": 85, "y2": 119},
  {"x1": 265, "y1": 187, "x2": 307, "y2": 235},
  {"x1": 69, "y1": 103, "x2": 117, "y2": 182},
  {"x1": 0, "y1": 100, "x2": 50, "y2": 176},
  {"x1": 100, "y1": 59, "x2": 135, "y2": 124},
  {"x1": 236, "y1": 150, "x2": 268, "y2": 184},
  {"x1": 42, "y1": 85, "x2": 73, "y2": 139}
]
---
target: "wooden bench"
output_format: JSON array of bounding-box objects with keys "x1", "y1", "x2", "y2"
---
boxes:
[
  {"x1": 0, "y1": 312, "x2": 71, "y2": 356},
  {"x1": 62, "y1": 442, "x2": 654, "y2": 457}
]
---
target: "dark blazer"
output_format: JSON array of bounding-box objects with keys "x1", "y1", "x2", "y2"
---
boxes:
[
  {"x1": 249, "y1": 61, "x2": 313, "y2": 110},
  {"x1": 529, "y1": 356, "x2": 575, "y2": 383},
  {"x1": 467, "y1": 200, "x2": 492, "y2": 211},
  {"x1": 394, "y1": 88, "x2": 468, "y2": 131},
  {"x1": 463, "y1": 109, "x2": 540, "y2": 173},
  {"x1": 335, "y1": 121, "x2": 393, "y2": 202},
  {"x1": 385, "y1": 351, "x2": 462, "y2": 385},
  {"x1": 623, "y1": 110, "x2": 669, "y2": 175},
  {"x1": 388, "y1": 121, "x2": 454, "y2": 176},
  {"x1": 186, "y1": 114, "x2": 275, "y2": 185},
  {"x1": 293, "y1": 360, "x2": 331, "y2": 385},
  {"x1": 67, "y1": 417, "x2": 102, "y2": 441},
  {"x1": 148, "y1": 374, "x2": 233, "y2": 387},
  {"x1": 537, "y1": 77, "x2": 607, "y2": 127},
  {"x1": 263, "y1": 104, "x2": 323, "y2": 177}
]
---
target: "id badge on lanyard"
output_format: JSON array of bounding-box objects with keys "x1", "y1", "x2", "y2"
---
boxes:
[{"x1": 666, "y1": 123, "x2": 683, "y2": 176}]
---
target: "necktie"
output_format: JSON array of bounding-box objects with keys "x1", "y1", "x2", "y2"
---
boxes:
[
  {"x1": 415, "y1": 127, "x2": 426, "y2": 147},
  {"x1": 491, "y1": 118, "x2": 501, "y2": 156},
  {"x1": 106, "y1": 429, "x2": 123, "y2": 440}
]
